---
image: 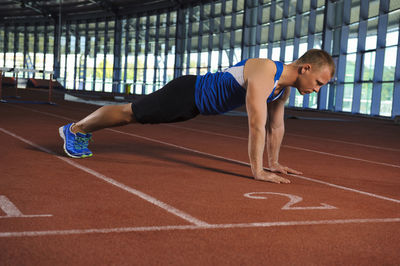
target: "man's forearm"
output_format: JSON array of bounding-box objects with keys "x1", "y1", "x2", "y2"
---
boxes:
[
  {"x1": 267, "y1": 125, "x2": 284, "y2": 166},
  {"x1": 248, "y1": 126, "x2": 266, "y2": 175}
]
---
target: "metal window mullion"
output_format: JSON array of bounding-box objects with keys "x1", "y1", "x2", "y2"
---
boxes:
[
  {"x1": 23, "y1": 23, "x2": 28, "y2": 74},
  {"x1": 102, "y1": 20, "x2": 108, "y2": 92},
  {"x1": 267, "y1": 0, "x2": 276, "y2": 59},
  {"x1": 241, "y1": 0, "x2": 250, "y2": 60},
  {"x1": 163, "y1": 12, "x2": 170, "y2": 84},
  {"x1": 249, "y1": 0, "x2": 258, "y2": 58},
  {"x1": 123, "y1": 17, "x2": 130, "y2": 91},
  {"x1": 217, "y1": 0, "x2": 226, "y2": 70},
  {"x1": 133, "y1": 17, "x2": 140, "y2": 93},
  {"x1": 351, "y1": 0, "x2": 369, "y2": 114},
  {"x1": 228, "y1": 0, "x2": 237, "y2": 66},
  {"x1": 142, "y1": 15, "x2": 150, "y2": 94},
  {"x1": 63, "y1": 22, "x2": 70, "y2": 87},
  {"x1": 254, "y1": 0, "x2": 263, "y2": 58},
  {"x1": 13, "y1": 24, "x2": 18, "y2": 70},
  {"x1": 325, "y1": 0, "x2": 336, "y2": 111},
  {"x1": 207, "y1": 2, "x2": 215, "y2": 72},
  {"x1": 197, "y1": 4, "x2": 204, "y2": 75},
  {"x1": 54, "y1": 19, "x2": 61, "y2": 79},
  {"x1": 371, "y1": 0, "x2": 389, "y2": 116},
  {"x1": 92, "y1": 19, "x2": 99, "y2": 91},
  {"x1": 279, "y1": 0, "x2": 290, "y2": 62},
  {"x1": 2, "y1": 24, "x2": 8, "y2": 67},
  {"x1": 43, "y1": 23, "x2": 48, "y2": 76},
  {"x1": 83, "y1": 21, "x2": 89, "y2": 90},
  {"x1": 319, "y1": 0, "x2": 333, "y2": 110},
  {"x1": 73, "y1": 22, "x2": 79, "y2": 90},
  {"x1": 153, "y1": 13, "x2": 161, "y2": 91},
  {"x1": 334, "y1": 0, "x2": 351, "y2": 112},
  {"x1": 289, "y1": 0, "x2": 303, "y2": 107},
  {"x1": 113, "y1": 17, "x2": 122, "y2": 93},
  {"x1": 0, "y1": 24, "x2": 2, "y2": 67},
  {"x1": 33, "y1": 23, "x2": 38, "y2": 77},
  {"x1": 174, "y1": 8, "x2": 186, "y2": 79},
  {"x1": 392, "y1": 26, "x2": 400, "y2": 117},
  {"x1": 186, "y1": 7, "x2": 194, "y2": 75},
  {"x1": 302, "y1": 0, "x2": 318, "y2": 108}
]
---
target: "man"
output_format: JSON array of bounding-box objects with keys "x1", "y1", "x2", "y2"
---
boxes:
[{"x1": 59, "y1": 49, "x2": 335, "y2": 184}]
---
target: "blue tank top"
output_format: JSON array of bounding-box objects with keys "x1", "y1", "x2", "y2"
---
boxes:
[{"x1": 195, "y1": 60, "x2": 285, "y2": 115}]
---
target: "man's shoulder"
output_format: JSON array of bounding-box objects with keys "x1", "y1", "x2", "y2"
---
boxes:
[{"x1": 244, "y1": 58, "x2": 276, "y2": 84}]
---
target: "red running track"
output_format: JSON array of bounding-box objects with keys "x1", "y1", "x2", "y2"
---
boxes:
[{"x1": 0, "y1": 89, "x2": 400, "y2": 265}]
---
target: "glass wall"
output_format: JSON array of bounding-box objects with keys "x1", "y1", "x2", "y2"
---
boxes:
[{"x1": 0, "y1": 0, "x2": 399, "y2": 117}]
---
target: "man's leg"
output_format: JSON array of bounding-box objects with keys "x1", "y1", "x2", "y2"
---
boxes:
[
  {"x1": 59, "y1": 103, "x2": 136, "y2": 158},
  {"x1": 71, "y1": 103, "x2": 136, "y2": 134}
]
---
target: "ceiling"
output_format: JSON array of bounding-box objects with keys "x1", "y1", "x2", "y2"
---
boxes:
[{"x1": 0, "y1": 0, "x2": 213, "y2": 23}]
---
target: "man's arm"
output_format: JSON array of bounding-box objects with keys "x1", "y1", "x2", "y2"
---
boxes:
[
  {"x1": 266, "y1": 88, "x2": 302, "y2": 175},
  {"x1": 245, "y1": 75, "x2": 291, "y2": 184}
]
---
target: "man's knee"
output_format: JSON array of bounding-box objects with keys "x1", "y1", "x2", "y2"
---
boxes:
[{"x1": 122, "y1": 104, "x2": 136, "y2": 124}]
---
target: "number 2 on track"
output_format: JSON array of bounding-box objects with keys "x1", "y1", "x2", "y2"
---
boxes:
[{"x1": 244, "y1": 192, "x2": 337, "y2": 210}]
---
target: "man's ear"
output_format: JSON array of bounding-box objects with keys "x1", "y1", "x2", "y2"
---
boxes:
[
  {"x1": 298, "y1": 64, "x2": 311, "y2": 74},
  {"x1": 303, "y1": 64, "x2": 311, "y2": 72}
]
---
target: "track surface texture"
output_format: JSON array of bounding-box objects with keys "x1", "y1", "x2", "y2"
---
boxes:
[{"x1": 1, "y1": 89, "x2": 400, "y2": 265}]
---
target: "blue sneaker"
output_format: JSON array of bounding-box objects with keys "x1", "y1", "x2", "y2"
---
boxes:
[{"x1": 59, "y1": 123, "x2": 93, "y2": 158}]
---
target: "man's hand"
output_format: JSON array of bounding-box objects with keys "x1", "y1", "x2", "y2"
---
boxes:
[
  {"x1": 253, "y1": 170, "x2": 291, "y2": 184},
  {"x1": 269, "y1": 162, "x2": 303, "y2": 175}
]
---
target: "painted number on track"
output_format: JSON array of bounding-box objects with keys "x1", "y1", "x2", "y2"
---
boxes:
[
  {"x1": 244, "y1": 192, "x2": 337, "y2": 210},
  {"x1": 0, "y1": 195, "x2": 52, "y2": 218}
]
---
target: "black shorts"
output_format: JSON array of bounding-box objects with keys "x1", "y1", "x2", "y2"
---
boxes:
[{"x1": 131, "y1": 75, "x2": 200, "y2": 124}]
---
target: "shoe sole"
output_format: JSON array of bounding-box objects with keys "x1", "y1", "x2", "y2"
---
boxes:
[{"x1": 59, "y1": 126, "x2": 92, "y2": 158}]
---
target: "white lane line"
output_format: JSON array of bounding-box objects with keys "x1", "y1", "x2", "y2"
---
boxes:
[
  {"x1": 1, "y1": 218, "x2": 400, "y2": 238},
  {"x1": 287, "y1": 133, "x2": 400, "y2": 153},
  {"x1": 283, "y1": 145, "x2": 400, "y2": 169},
  {"x1": 0, "y1": 128, "x2": 208, "y2": 226},
  {"x1": 7, "y1": 104, "x2": 400, "y2": 168},
  {"x1": 107, "y1": 128, "x2": 400, "y2": 204},
  {"x1": 4, "y1": 105, "x2": 400, "y2": 204},
  {"x1": 163, "y1": 124, "x2": 400, "y2": 169},
  {"x1": 191, "y1": 119, "x2": 400, "y2": 152}
]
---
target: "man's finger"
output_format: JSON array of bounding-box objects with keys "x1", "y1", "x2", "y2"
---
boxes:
[
  {"x1": 286, "y1": 168, "x2": 303, "y2": 175},
  {"x1": 279, "y1": 177, "x2": 291, "y2": 184}
]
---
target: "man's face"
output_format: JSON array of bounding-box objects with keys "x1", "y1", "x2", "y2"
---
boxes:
[{"x1": 295, "y1": 64, "x2": 332, "y2": 95}]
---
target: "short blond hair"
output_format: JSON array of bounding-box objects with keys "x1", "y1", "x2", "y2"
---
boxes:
[{"x1": 295, "y1": 49, "x2": 335, "y2": 77}]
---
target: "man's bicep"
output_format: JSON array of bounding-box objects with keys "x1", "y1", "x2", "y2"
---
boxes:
[{"x1": 246, "y1": 79, "x2": 272, "y2": 127}]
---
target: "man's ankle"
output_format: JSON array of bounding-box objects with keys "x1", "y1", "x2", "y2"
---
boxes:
[{"x1": 71, "y1": 123, "x2": 86, "y2": 134}]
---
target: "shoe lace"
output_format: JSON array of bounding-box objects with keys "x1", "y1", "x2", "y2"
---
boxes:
[{"x1": 74, "y1": 135, "x2": 92, "y2": 150}]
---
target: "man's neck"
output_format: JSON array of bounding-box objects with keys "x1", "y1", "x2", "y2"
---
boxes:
[{"x1": 277, "y1": 63, "x2": 299, "y2": 88}]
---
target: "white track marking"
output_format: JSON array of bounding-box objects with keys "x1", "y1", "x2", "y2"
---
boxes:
[
  {"x1": 191, "y1": 119, "x2": 400, "y2": 152},
  {"x1": 286, "y1": 133, "x2": 400, "y2": 153},
  {"x1": 243, "y1": 192, "x2": 337, "y2": 210},
  {"x1": 1, "y1": 218, "x2": 400, "y2": 238},
  {"x1": 0, "y1": 128, "x2": 208, "y2": 226},
  {"x1": 0, "y1": 195, "x2": 24, "y2": 216},
  {"x1": 7, "y1": 104, "x2": 400, "y2": 168},
  {"x1": 0, "y1": 195, "x2": 52, "y2": 218},
  {"x1": 3, "y1": 105, "x2": 400, "y2": 204},
  {"x1": 107, "y1": 128, "x2": 400, "y2": 204},
  {"x1": 283, "y1": 145, "x2": 400, "y2": 169},
  {"x1": 163, "y1": 124, "x2": 400, "y2": 169}
]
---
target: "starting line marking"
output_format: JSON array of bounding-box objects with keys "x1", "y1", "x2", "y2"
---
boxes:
[
  {"x1": 0, "y1": 195, "x2": 52, "y2": 219},
  {"x1": 1, "y1": 218, "x2": 400, "y2": 238}
]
